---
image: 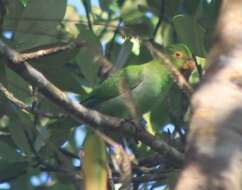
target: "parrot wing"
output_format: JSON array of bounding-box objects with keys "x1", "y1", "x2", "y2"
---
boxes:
[{"x1": 83, "y1": 63, "x2": 144, "y2": 108}]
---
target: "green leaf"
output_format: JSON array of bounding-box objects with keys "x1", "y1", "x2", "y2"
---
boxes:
[
  {"x1": 150, "y1": 98, "x2": 170, "y2": 132},
  {"x1": 0, "y1": 127, "x2": 18, "y2": 149},
  {"x1": 147, "y1": 0, "x2": 181, "y2": 17},
  {"x1": 19, "y1": 0, "x2": 30, "y2": 6},
  {"x1": 154, "y1": 21, "x2": 175, "y2": 47},
  {"x1": 192, "y1": 0, "x2": 221, "y2": 50},
  {"x1": 34, "y1": 127, "x2": 49, "y2": 152},
  {"x1": 75, "y1": 26, "x2": 102, "y2": 86},
  {"x1": 121, "y1": 0, "x2": 148, "y2": 23},
  {"x1": 127, "y1": 44, "x2": 152, "y2": 65},
  {"x1": 113, "y1": 39, "x2": 132, "y2": 70},
  {"x1": 172, "y1": 14, "x2": 206, "y2": 57},
  {"x1": 61, "y1": 5, "x2": 82, "y2": 39},
  {"x1": 37, "y1": 118, "x2": 78, "y2": 157},
  {"x1": 183, "y1": 0, "x2": 202, "y2": 15},
  {"x1": 10, "y1": 174, "x2": 32, "y2": 190},
  {"x1": 189, "y1": 56, "x2": 206, "y2": 85},
  {"x1": 20, "y1": 5, "x2": 84, "y2": 94},
  {"x1": 150, "y1": 85, "x2": 188, "y2": 131},
  {"x1": 0, "y1": 141, "x2": 23, "y2": 162},
  {"x1": 3, "y1": 1, "x2": 24, "y2": 30},
  {"x1": 8, "y1": 110, "x2": 37, "y2": 155},
  {"x1": 33, "y1": 60, "x2": 83, "y2": 94},
  {"x1": 46, "y1": 118, "x2": 78, "y2": 145},
  {"x1": 13, "y1": 0, "x2": 67, "y2": 50},
  {"x1": 124, "y1": 16, "x2": 153, "y2": 37},
  {"x1": 0, "y1": 115, "x2": 9, "y2": 129},
  {"x1": 4, "y1": 66, "x2": 31, "y2": 102},
  {"x1": 0, "y1": 161, "x2": 28, "y2": 182},
  {"x1": 99, "y1": 0, "x2": 114, "y2": 12},
  {"x1": 37, "y1": 96, "x2": 66, "y2": 116},
  {"x1": 1, "y1": 45, "x2": 31, "y2": 104},
  {"x1": 83, "y1": 133, "x2": 108, "y2": 190},
  {"x1": 121, "y1": 0, "x2": 153, "y2": 37},
  {"x1": 167, "y1": 86, "x2": 188, "y2": 121},
  {"x1": 143, "y1": 112, "x2": 156, "y2": 135}
]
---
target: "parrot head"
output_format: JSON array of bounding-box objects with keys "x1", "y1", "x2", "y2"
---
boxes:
[{"x1": 167, "y1": 44, "x2": 196, "y2": 72}]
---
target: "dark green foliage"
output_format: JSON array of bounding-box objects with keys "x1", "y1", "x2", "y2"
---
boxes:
[{"x1": 0, "y1": 0, "x2": 217, "y2": 189}]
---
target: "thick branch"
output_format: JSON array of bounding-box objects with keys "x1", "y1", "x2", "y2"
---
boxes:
[{"x1": 0, "y1": 39, "x2": 184, "y2": 167}]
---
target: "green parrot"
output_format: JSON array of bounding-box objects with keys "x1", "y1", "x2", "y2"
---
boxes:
[
  {"x1": 81, "y1": 44, "x2": 194, "y2": 190},
  {"x1": 83, "y1": 44, "x2": 194, "y2": 117}
]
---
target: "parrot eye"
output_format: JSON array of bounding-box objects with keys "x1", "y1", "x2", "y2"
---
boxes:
[{"x1": 174, "y1": 51, "x2": 183, "y2": 59}]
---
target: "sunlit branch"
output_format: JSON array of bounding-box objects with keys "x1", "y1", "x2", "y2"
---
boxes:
[{"x1": 20, "y1": 40, "x2": 86, "y2": 61}]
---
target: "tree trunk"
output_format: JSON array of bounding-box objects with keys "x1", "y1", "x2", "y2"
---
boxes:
[{"x1": 175, "y1": 0, "x2": 242, "y2": 189}]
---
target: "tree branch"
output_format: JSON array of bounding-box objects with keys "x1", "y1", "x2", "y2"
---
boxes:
[
  {"x1": 0, "y1": 39, "x2": 184, "y2": 167},
  {"x1": 20, "y1": 41, "x2": 86, "y2": 62},
  {"x1": 175, "y1": 0, "x2": 242, "y2": 189}
]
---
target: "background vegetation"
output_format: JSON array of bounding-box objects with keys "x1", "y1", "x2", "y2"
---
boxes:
[{"x1": 0, "y1": 0, "x2": 220, "y2": 189}]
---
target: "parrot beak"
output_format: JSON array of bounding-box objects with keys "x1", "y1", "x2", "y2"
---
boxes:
[
  {"x1": 180, "y1": 58, "x2": 196, "y2": 79},
  {"x1": 182, "y1": 58, "x2": 196, "y2": 71}
]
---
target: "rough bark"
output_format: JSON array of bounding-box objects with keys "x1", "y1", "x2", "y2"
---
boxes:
[{"x1": 175, "y1": 1, "x2": 242, "y2": 190}]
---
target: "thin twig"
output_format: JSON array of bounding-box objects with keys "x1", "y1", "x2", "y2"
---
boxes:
[
  {"x1": 20, "y1": 41, "x2": 86, "y2": 62},
  {"x1": 0, "y1": 82, "x2": 29, "y2": 110},
  {"x1": 106, "y1": 18, "x2": 123, "y2": 59},
  {"x1": 59, "y1": 148, "x2": 80, "y2": 159},
  {"x1": 81, "y1": 0, "x2": 93, "y2": 32},
  {"x1": 151, "y1": 0, "x2": 165, "y2": 41},
  {"x1": 0, "y1": 82, "x2": 65, "y2": 118}
]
